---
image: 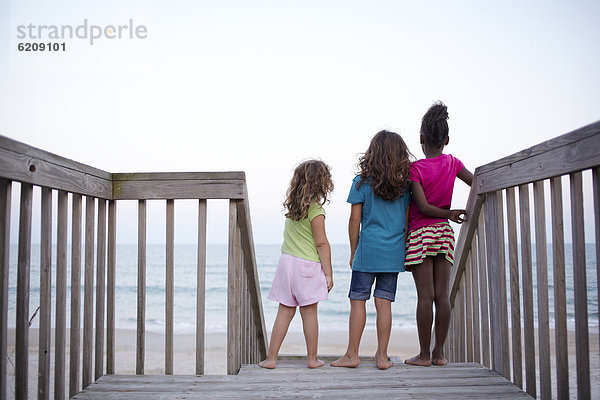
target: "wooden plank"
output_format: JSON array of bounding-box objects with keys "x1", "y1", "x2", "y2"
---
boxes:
[
  {"x1": 16, "y1": 182, "x2": 33, "y2": 400},
  {"x1": 484, "y1": 191, "x2": 509, "y2": 378},
  {"x1": 449, "y1": 176, "x2": 484, "y2": 303},
  {"x1": 227, "y1": 200, "x2": 240, "y2": 375},
  {"x1": 469, "y1": 237, "x2": 480, "y2": 364},
  {"x1": 0, "y1": 180, "x2": 9, "y2": 400},
  {"x1": 476, "y1": 213, "x2": 490, "y2": 369},
  {"x1": 456, "y1": 282, "x2": 465, "y2": 362},
  {"x1": 235, "y1": 195, "x2": 268, "y2": 357},
  {"x1": 550, "y1": 176, "x2": 569, "y2": 399},
  {"x1": 39, "y1": 187, "x2": 53, "y2": 400},
  {"x1": 95, "y1": 199, "x2": 107, "y2": 381},
  {"x1": 54, "y1": 190, "x2": 68, "y2": 400},
  {"x1": 111, "y1": 171, "x2": 246, "y2": 181},
  {"x1": 165, "y1": 199, "x2": 174, "y2": 375},
  {"x1": 0, "y1": 145, "x2": 111, "y2": 199},
  {"x1": 464, "y1": 255, "x2": 473, "y2": 362},
  {"x1": 518, "y1": 184, "x2": 536, "y2": 398},
  {"x1": 196, "y1": 199, "x2": 207, "y2": 375},
  {"x1": 569, "y1": 172, "x2": 590, "y2": 399},
  {"x1": 506, "y1": 187, "x2": 522, "y2": 389},
  {"x1": 106, "y1": 200, "x2": 116, "y2": 375},
  {"x1": 593, "y1": 167, "x2": 600, "y2": 344},
  {"x1": 137, "y1": 200, "x2": 147, "y2": 375},
  {"x1": 82, "y1": 196, "x2": 96, "y2": 389},
  {"x1": 112, "y1": 179, "x2": 245, "y2": 200},
  {"x1": 533, "y1": 180, "x2": 551, "y2": 399},
  {"x1": 70, "y1": 193, "x2": 83, "y2": 397},
  {"x1": 477, "y1": 131, "x2": 600, "y2": 194}
]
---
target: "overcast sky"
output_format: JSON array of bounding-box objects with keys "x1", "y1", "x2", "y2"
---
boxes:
[{"x1": 1, "y1": 1, "x2": 599, "y2": 244}]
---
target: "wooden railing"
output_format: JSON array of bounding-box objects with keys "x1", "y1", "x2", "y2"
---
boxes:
[
  {"x1": 447, "y1": 121, "x2": 600, "y2": 399},
  {"x1": 0, "y1": 136, "x2": 268, "y2": 400}
]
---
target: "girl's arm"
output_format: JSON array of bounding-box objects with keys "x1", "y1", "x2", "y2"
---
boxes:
[
  {"x1": 348, "y1": 203, "x2": 362, "y2": 268},
  {"x1": 311, "y1": 214, "x2": 333, "y2": 292},
  {"x1": 458, "y1": 167, "x2": 474, "y2": 186},
  {"x1": 411, "y1": 181, "x2": 466, "y2": 224}
]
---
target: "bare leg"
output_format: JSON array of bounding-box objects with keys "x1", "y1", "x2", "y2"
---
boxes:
[
  {"x1": 432, "y1": 255, "x2": 451, "y2": 366},
  {"x1": 299, "y1": 302, "x2": 325, "y2": 368},
  {"x1": 405, "y1": 258, "x2": 434, "y2": 367},
  {"x1": 331, "y1": 299, "x2": 366, "y2": 367},
  {"x1": 374, "y1": 297, "x2": 394, "y2": 370},
  {"x1": 259, "y1": 304, "x2": 296, "y2": 369}
]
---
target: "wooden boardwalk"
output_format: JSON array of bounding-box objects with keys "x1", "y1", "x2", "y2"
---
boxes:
[{"x1": 72, "y1": 358, "x2": 532, "y2": 399}]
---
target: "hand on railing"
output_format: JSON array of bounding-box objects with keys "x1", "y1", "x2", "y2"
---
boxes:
[{"x1": 448, "y1": 209, "x2": 467, "y2": 224}]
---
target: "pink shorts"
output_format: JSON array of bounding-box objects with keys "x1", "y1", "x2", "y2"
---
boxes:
[{"x1": 267, "y1": 252, "x2": 328, "y2": 307}]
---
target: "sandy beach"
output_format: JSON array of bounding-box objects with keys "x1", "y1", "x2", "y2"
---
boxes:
[{"x1": 5, "y1": 327, "x2": 598, "y2": 399}]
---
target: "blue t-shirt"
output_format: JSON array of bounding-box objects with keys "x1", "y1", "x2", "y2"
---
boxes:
[{"x1": 347, "y1": 176, "x2": 411, "y2": 273}]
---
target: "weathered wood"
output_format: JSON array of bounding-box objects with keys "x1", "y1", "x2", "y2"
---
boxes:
[
  {"x1": 227, "y1": 200, "x2": 240, "y2": 375},
  {"x1": 533, "y1": 180, "x2": 551, "y2": 399},
  {"x1": 106, "y1": 200, "x2": 116, "y2": 375},
  {"x1": 464, "y1": 255, "x2": 473, "y2": 362},
  {"x1": 165, "y1": 199, "x2": 174, "y2": 375},
  {"x1": 456, "y1": 282, "x2": 465, "y2": 362},
  {"x1": 83, "y1": 196, "x2": 96, "y2": 389},
  {"x1": 470, "y1": 236, "x2": 480, "y2": 364},
  {"x1": 475, "y1": 120, "x2": 600, "y2": 194},
  {"x1": 95, "y1": 199, "x2": 107, "y2": 381},
  {"x1": 16, "y1": 182, "x2": 33, "y2": 400},
  {"x1": 112, "y1": 179, "x2": 245, "y2": 200},
  {"x1": 506, "y1": 187, "x2": 522, "y2": 389},
  {"x1": 449, "y1": 176, "x2": 484, "y2": 303},
  {"x1": 569, "y1": 172, "x2": 590, "y2": 399},
  {"x1": 0, "y1": 137, "x2": 112, "y2": 198},
  {"x1": 476, "y1": 213, "x2": 490, "y2": 369},
  {"x1": 593, "y1": 167, "x2": 600, "y2": 345},
  {"x1": 112, "y1": 171, "x2": 245, "y2": 181},
  {"x1": 550, "y1": 176, "x2": 569, "y2": 399},
  {"x1": 0, "y1": 180, "x2": 9, "y2": 400},
  {"x1": 70, "y1": 194, "x2": 83, "y2": 397},
  {"x1": 518, "y1": 184, "x2": 536, "y2": 398},
  {"x1": 196, "y1": 199, "x2": 207, "y2": 375},
  {"x1": 235, "y1": 196, "x2": 268, "y2": 357},
  {"x1": 54, "y1": 190, "x2": 68, "y2": 400},
  {"x1": 39, "y1": 187, "x2": 52, "y2": 400},
  {"x1": 484, "y1": 191, "x2": 509, "y2": 378},
  {"x1": 137, "y1": 200, "x2": 147, "y2": 375}
]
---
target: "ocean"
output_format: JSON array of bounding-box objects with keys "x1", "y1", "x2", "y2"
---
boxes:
[{"x1": 5, "y1": 244, "x2": 599, "y2": 334}]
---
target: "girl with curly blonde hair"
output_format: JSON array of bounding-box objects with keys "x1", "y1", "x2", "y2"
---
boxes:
[{"x1": 259, "y1": 159, "x2": 334, "y2": 369}]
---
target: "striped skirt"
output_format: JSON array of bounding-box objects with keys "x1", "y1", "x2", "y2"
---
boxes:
[{"x1": 405, "y1": 222, "x2": 455, "y2": 270}]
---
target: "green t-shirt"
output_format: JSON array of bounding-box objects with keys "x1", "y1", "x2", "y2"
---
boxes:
[{"x1": 281, "y1": 203, "x2": 325, "y2": 262}]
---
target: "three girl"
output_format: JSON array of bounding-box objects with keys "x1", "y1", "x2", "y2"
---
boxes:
[
  {"x1": 261, "y1": 101, "x2": 471, "y2": 369},
  {"x1": 259, "y1": 160, "x2": 334, "y2": 369}
]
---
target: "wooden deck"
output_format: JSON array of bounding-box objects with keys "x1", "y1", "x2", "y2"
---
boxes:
[{"x1": 72, "y1": 358, "x2": 532, "y2": 399}]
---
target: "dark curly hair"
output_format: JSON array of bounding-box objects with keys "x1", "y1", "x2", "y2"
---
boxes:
[
  {"x1": 284, "y1": 160, "x2": 334, "y2": 221},
  {"x1": 421, "y1": 101, "x2": 449, "y2": 148},
  {"x1": 357, "y1": 130, "x2": 412, "y2": 201}
]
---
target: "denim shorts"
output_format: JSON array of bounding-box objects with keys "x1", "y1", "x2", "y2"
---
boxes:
[{"x1": 348, "y1": 271, "x2": 399, "y2": 302}]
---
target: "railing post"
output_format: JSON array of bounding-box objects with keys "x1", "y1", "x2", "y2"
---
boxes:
[
  {"x1": 196, "y1": 199, "x2": 207, "y2": 375},
  {"x1": 165, "y1": 199, "x2": 174, "y2": 375},
  {"x1": 55, "y1": 190, "x2": 68, "y2": 399},
  {"x1": 82, "y1": 196, "x2": 95, "y2": 388},
  {"x1": 227, "y1": 200, "x2": 241, "y2": 375},
  {"x1": 136, "y1": 199, "x2": 147, "y2": 375},
  {"x1": 39, "y1": 187, "x2": 52, "y2": 400},
  {"x1": 95, "y1": 199, "x2": 107, "y2": 381},
  {"x1": 106, "y1": 200, "x2": 117, "y2": 375},
  {"x1": 16, "y1": 183, "x2": 33, "y2": 400},
  {"x1": 69, "y1": 194, "x2": 82, "y2": 397},
  {"x1": 484, "y1": 190, "x2": 509, "y2": 379},
  {"x1": 506, "y1": 187, "x2": 522, "y2": 389},
  {"x1": 0, "y1": 180, "x2": 10, "y2": 400}
]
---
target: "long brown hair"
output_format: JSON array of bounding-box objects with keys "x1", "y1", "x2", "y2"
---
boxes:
[
  {"x1": 357, "y1": 130, "x2": 412, "y2": 201},
  {"x1": 284, "y1": 160, "x2": 334, "y2": 221}
]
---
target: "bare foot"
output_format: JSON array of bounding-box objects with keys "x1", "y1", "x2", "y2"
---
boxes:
[
  {"x1": 258, "y1": 359, "x2": 276, "y2": 369},
  {"x1": 307, "y1": 358, "x2": 325, "y2": 369},
  {"x1": 432, "y1": 357, "x2": 448, "y2": 366},
  {"x1": 375, "y1": 354, "x2": 394, "y2": 370},
  {"x1": 404, "y1": 354, "x2": 432, "y2": 367},
  {"x1": 330, "y1": 354, "x2": 360, "y2": 368}
]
